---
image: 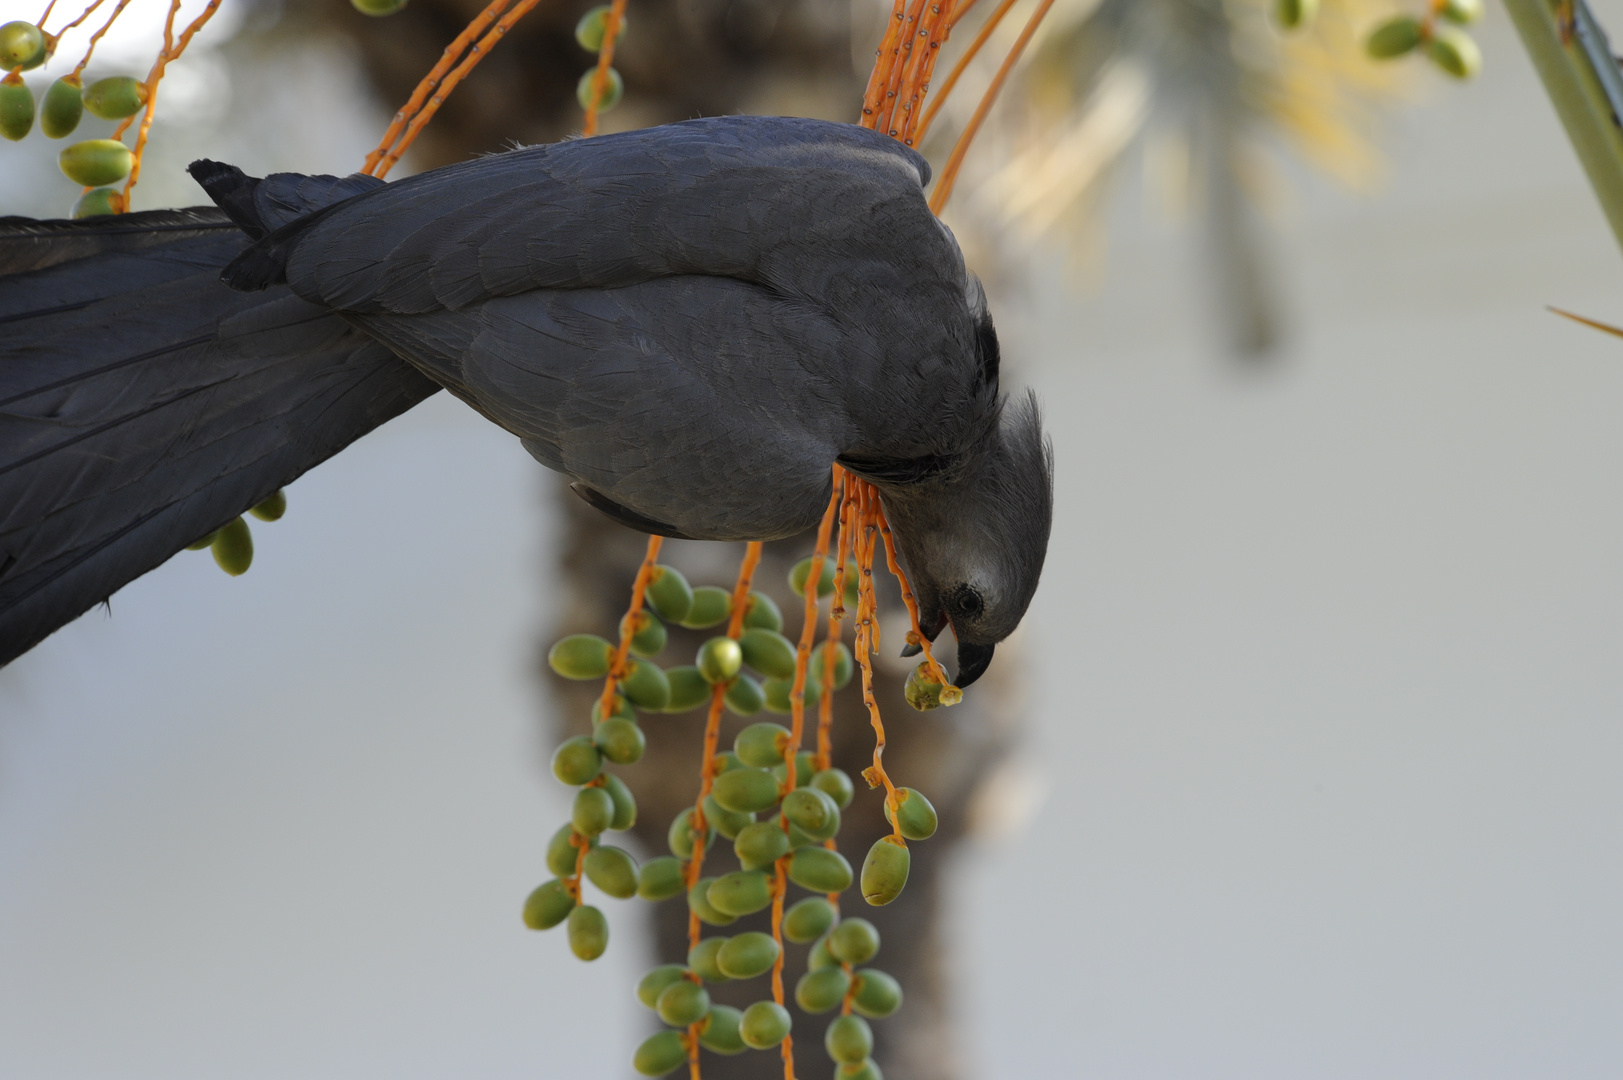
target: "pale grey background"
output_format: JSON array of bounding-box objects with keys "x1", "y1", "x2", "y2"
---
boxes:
[{"x1": 2, "y1": 4, "x2": 1621, "y2": 1078}]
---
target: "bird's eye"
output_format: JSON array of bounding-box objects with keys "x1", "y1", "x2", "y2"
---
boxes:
[{"x1": 951, "y1": 587, "x2": 984, "y2": 619}]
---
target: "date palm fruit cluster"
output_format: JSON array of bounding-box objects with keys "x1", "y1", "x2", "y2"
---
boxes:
[
  {"x1": 574, "y1": 5, "x2": 625, "y2": 114},
  {"x1": 533, "y1": 556, "x2": 939, "y2": 1076},
  {"x1": 0, "y1": 22, "x2": 154, "y2": 217},
  {"x1": 184, "y1": 490, "x2": 288, "y2": 577},
  {"x1": 1272, "y1": 0, "x2": 1483, "y2": 80}
]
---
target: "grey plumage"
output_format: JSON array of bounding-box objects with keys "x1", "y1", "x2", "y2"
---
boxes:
[{"x1": 0, "y1": 115, "x2": 1051, "y2": 681}]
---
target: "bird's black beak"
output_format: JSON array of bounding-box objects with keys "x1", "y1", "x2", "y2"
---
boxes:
[
  {"x1": 953, "y1": 641, "x2": 994, "y2": 687},
  {"x1": 899, "y1": 608, "x2": 948, "y2": 657}
]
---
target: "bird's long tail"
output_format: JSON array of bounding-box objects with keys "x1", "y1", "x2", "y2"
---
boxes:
[{"x1": 0, "y1": 206, "x2": 439, "y2": 666}]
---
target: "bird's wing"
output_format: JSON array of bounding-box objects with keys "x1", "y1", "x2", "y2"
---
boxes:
[
  {"x1": 350, "y1": 273, "x2": 862, "y2": 541},
  {"x1": 276, "y1": 116, "x2": 963, "y2": 318}
]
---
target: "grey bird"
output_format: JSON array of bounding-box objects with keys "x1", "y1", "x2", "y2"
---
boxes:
[{"x1": 0, "y1": 115, "x2": 1052, "y2": 681}]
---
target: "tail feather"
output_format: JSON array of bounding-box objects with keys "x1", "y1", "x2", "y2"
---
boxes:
[{"x1": 0, "y1": 207, "x2": 438, "y2": 666}]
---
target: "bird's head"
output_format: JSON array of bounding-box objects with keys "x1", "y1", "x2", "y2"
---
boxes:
[{"x1": 876, "y1": 389, "x2": 1053, "y2": 687}]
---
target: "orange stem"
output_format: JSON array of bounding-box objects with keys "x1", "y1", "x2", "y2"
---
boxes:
[
  {"x1": 876, "y1": 500, "x2": 953, "y2": 692},
  {"x1": 363, "y1": 0, "x2": 515, "y2": 175},
  {"x1": 928, "y1": 0, "x2": 1058, "y2": 214},
  {"x1": 600, "y1": 536, "x2": 664, "y2": 722},
  {"x1": 580, "y1": 0, "x2": 630, "y2": 136},
  {"x1": 914, "y1": 0, "x2": 1020, "y2": 142},
  {"x1": 70, "y1": 0, "x2": 132, "y2": 79}
]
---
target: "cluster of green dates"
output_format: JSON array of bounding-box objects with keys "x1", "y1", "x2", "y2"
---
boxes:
[
  {"x1": 574, "y1": 5, "x2": 625, "y2": 114},
  {"x1": 0, "y1": 26, "x2": 153, "y2": 217},
  {"x1": 185, "y1": 490, "x2": 287, "y2": 577},
  {"x1": 1272, "y1": 0, "x2": 1483, "y2": 80},
  {"x1": 630, "y1": 909, "x2": 901, "y2": 1078},
  {"x1": 533, "y1": 558, "x2": 940, "y2": 1076}
]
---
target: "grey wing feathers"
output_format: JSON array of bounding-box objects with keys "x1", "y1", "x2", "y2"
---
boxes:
[
  {"x1": 275, "y1": 116, "x2": 957, "y2": 317},
  {"x1": 0, "y1": 210, "x2": 436, "y2": 665}
]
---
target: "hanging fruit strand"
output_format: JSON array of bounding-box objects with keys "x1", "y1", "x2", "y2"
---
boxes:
[
  {"x1": 580, "y1": 0, "x2": 629, "y2": 136},
  {"x1": 362, "y1": 0, "x2": 516, "y2": 175},
  {"x1": 372, "y1": 0, "x2": 547, "y2": 178},
  {"x1": 875, "y1": 501, "x2": 955, "y2": 695},
  {"x1": 70, "y1": 0, "x2": 133, "y2": 79},
  {"x1": 928, "y1": 0, "x2": 1059, "y2": 213},
  {"x1": 600, "y1": 536, "x2": 665, "y2": 721},
  {"x1": 914, "y1": 0, "x2": 1020, "y2": 141}
]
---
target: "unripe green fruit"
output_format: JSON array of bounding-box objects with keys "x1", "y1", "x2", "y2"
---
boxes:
[
  {"x1": 707, "y1": 870, "x2": 771, "y2": 917},
  {"x1": 836, "y1": 1061, "x2": 882, "y2": 1080},
  {"x1": 807, "y1": 933, "x2": 837, "y2": 970},
  {"x1": 688, "y1": 877, "x2": 737, "y2": 926},
  {"x1": 663, "y1": 666, "x2": 711, "y2": 711},
  {"x1": 655, "y1": 978, "x2": 709, "y2": 1026},
  {"x1": 762, "y1": 675, "x2": 819, "y2": 714},
  {"x1": 785, "y1": 818, "x2": 819, "y2": 849},
  {"x1": 637, "y1": 855, "x2": 686, "y2": 901},
  {"x1": 645, "y1": 564, "x2": 693, "y2": 622},
  {"x1": 549, "y1": 634, "x2": 613, "y2": 679},
  {"x1": 782, "y1": 896, "x2": 836, "y2": 943},
  {"x1": 72, "y1": 188, "x2": 121, "y2": 220},
  {"x1": 619, "y1": 609, "x2": 667, "y2": 658},
  {"x1": 59, "y1": 139, "x2": 132, "y2": 187},
  {"x1": 828, "y1": 918, "x2": 880, "y2": 965},
  {"x1": 715, "y1": 751, "x2": 744, "y2": 773},
  {"x1": 637, "y1": 964, "x2": 689, "y2": 1008},
  {"x1": 211, "y1": 516, "x2": 253, "y2": 575},
  {"x1": 521, "y1": 878, "x2": 574, "y2": 930},
  {"x1": 40, "y1": 76, "x2": 81, "y2": 138},
  {"x1": 811, "y1": 768, "x2": 854, "y2": 809},
  {"x1": 794, "y1": 964, "x2": 850, "y2": 1013},
  {"x1": 0, "y1": 22, "x2": 45, "y2": 71},
  {"x1": 584, "y1": 844, "x2": 638, "y2": 898},
  {"x1": 574, "y1": 5, "x2": 622, "y2": 51},
  {"x1": 667, "y1": 807, "x2": 710, "y2": 859},
  {"x1": 1441, "y1": 0, "x2": 1481, "y2": 23},
  {"x1": 0, "y1": 79, "x2": 34, "y2": 141},
  {"x1": 698, "y1": 1005, "x2": 746, "y2": 1055},
  {"x1": 681, "y1": 586, "x2": 731, "y2": 628},
  {"x1": 739, "y1": 1001, "x2": 792, "y2": 1049},
  {"x1": 711, "y1": 766, "x2": 781, "y2": 814},
  {"x1": 186, "y1": 529, "x2": 220, "y2": 551},
  {"x1": 734, "y1": 721, "x2": 792, "y2": 767},
  {"x1": 742, "y1": 591, "x2": 782, "y2": 632},
  {"x1": 733, "y1": 820, "x2": 790, "y2": 869},
  {"x1": 782, "y1": 787, "x2": 840, "y2": 840},
  {"x1": 717, "y1": 930, "x2": 780, "y2": 979},
  {"x1": 249, "y1": 488, "x2": 287, "y2": 521},
  {"x1": 825, "y1": 1014, "x2": 874, "y2": 1065},
  {"x1": 621, "y1": 659, "x2": 670, "y2": 710},
  {"x1": 850, "y1": 968, "x2": 902, "y2": 1019},
  {"x1": 81, "y1": 76, "x2": 146, "y2": 120},
  {"x1": 632, "y1": 1029, "x2": 686, "y2": 1077},
  {"x1": 789, "y1": 555, "x2": 835, "y2": 598},
  {"x1": 552, "y1": 735, "x2": 602, "y2": 785},
  {"x1": 1366, "y1": 15, "x2": 1423, "y2": 58},
  {"x1": 1272, "y1": 0, "x2": 1316, "y2": 30},
  {"x1": 572, "y1": 786, "x2": 615, "y2": 836},
  {"x1": 883, "y1": 787, "x2": 938, "y2": 840},
  {"x1": 696, "y1": 637, "x2": 742, "y2": 683},
  {"x1": 771, "y1": 751, "x2": 816, "y2": 790},
  {"x1": 1426, "y1": 25, "x2": 1481, "y2": 79},
  {"x1": 567, "y1": 903, "x2": 608, "y2": 960},
  {"x1": 724, "y1": 673, "x2": 765, "y2": 716},
  {"x1": 904, "y1": 661, "x2": 944, "y2": 711},
  {"x1": 591, "y1": 693, "x2": 636, "y2": 723},
  {"x1": 701, "y1": 794, "x2": 754, "y2": 841},
  {"x1": 860, "y1": 836, "x2": 909, "y2": 906},
  {"x1": 812, "y1": 641, "x2": 854, "y2": 689},
  {"x1": 547, "y1": 824, "x2": 592, "y2": 877},
  {"x1": 603, "y1": 772, "x2": 637, "y2": 830},
  {"x1": 594, "y1": 716, "x2": 645, "y2": 765},
  {"x1": 688, "y1": 936, "x2": 731, "y2": 982},
  {"x1": 739, "y1": 628, "x2": 797, "y2": 679},
  {"x1": 789, "y1": 846, "x2": 853, "y2": 893},
  {"x1": 351, "y1": 0, "x2": 408, "y2": 15}
]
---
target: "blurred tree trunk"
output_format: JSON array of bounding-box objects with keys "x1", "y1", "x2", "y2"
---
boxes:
[{"x1": 291, "y1": 1, "x2": 1025, "y2": 1074}]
